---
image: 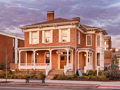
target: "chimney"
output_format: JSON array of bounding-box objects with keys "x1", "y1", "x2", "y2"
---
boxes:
[
  {"x1": 47, "y1": 11, "x2": 54, "y2": 21},
  {"x1": 72, "y1": 17, "x2": 80, "y2": 22}
]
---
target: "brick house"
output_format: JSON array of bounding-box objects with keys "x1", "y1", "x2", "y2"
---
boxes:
[
  {"x1": 0, "y1": 31, "x2": 24, "y2": 68},
  {"x1": 18, "y1": 11, "x2": 107, "y2": 75}
]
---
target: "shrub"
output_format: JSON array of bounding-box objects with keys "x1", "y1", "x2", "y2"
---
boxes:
[
  {"x1": 105, "y1": 70, "x2": 120, "y2": 80},
  {"x1": 9, "y1": 70, "x2": 13, "y2": 75},
  {"x1": 0, "y1": 74, "x2": 5, "y2": 78},
  {"x1": 79, "y1": 76, "x2": 85, "y2": 79},
  {"x1": 39, "y1": 72, "x2": 46, "y2": 78},
  {"x1": 67, "y1": 76, "x2": 73, "y2": 79},
  {"x1": 73, "y1": 74, "x2": 77, "y2": 78},
  {"x1": 88, "y1": 70, "x2": 94, "y2": 76},
  {"x1": 82, "y1": 73, "x2": 87, "y2": 76},
  {"x1": 53, "y1": 74, "x2": 59, "y2": 79}
]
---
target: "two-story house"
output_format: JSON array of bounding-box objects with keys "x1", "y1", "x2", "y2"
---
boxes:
[{"x1": 18, "y1": 11, "x2": 107, "y2": 75}]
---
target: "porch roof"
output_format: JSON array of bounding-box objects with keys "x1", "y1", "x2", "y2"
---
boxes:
[
  {"x1": 17, "y1": 45, "x2": 75, "y2": 51},
  {"x1": 77, "y1": 48, "x2": 95, "y2": 52}
]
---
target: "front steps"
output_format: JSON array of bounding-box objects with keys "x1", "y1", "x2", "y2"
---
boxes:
[{"x1": 46, "y1": 69, "x2": 64, "y2": 80}]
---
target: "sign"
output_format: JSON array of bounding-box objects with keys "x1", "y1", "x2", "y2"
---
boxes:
[
  {"x1": 56, "y1": 50, "x2": 62, "y2": 55},
  {"x1": 76, "y1": 69, "x2": 82, "y2": 76}
]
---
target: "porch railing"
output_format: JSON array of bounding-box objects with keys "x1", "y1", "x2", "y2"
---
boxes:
[{"x1": 64, "y1": 63, "x2": 73, "y2": 75}]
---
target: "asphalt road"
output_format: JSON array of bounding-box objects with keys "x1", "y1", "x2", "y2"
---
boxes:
[{"x1": 0, "y1": 85, "x2": 116, "y2": 90}]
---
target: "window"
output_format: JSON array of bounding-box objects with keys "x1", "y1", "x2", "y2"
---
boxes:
[
  {"x1": 97, "y1": 35, "x2": 100, "y2": 47},
  {"x1": 17, "y1": 39, "x2": 19, "y2": 47},
  {"x1": 32, "y1": 32, "x2": 37, "y2": 44},
  {"x1": 78, "y1": 31, "x2": 80, "y2": 44},
  {"x1": 105, "y1": 47, "x2": 106, "y2": 50},
  {"x1": 42, "y1": 30, "x2": 53, "y2": 43},
  {"x1": 59, "y1": 29, "x2": 70, "y2": 43},
  {"x1": 45, "y1": 31, "x2": 50, "y2": 43},
  {"x1": 13, "y1": 38, "x2": 15, "y2": 48},
  {"x1": 97, "y1": 53, "x2": 100, "y2": 66},
  {"x1": 86, "y1": 35, "x2": 92, "y2": 46},
  {"x1": 105, "y1": 41, "x2": 106, "y2": 45},
  {"x1": 29, "y1": 31, "x2": 39, "y2": 44},
  {"x1": 61, "y1": 30, "x2": 68, "y2": 42},
  {"x1": 45, "y1": 52, "x2": 50, "y2": 63}
]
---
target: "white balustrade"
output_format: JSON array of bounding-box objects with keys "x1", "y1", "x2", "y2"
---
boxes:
[
  {"x1": 64, "y1": 63, "x2": 73, "y2": 75},
  {"x1": 46, "y1": 64, "x2": 51, "y2": 75}
]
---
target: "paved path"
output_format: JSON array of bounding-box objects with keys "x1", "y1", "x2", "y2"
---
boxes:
[{"x1": 0, "y1": 79, "x2": 120, "y2": 89}]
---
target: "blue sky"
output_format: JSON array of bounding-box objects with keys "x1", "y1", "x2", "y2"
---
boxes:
[{"x1": 0, "y1": 0, "x2": 120, "y2": 49}]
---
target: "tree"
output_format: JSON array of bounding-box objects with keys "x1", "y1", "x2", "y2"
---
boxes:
[{"x1": 111, "y1": 55, "x2": 119, "y2": 70}]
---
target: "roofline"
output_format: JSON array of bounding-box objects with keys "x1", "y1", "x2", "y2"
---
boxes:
[
  {"x1": 20, "y1": 21, "x2": 79, "y2": 29},
  {"x1": 0, "y1": 30, "x2": 24, "y2": 40},
  {"x1": 17, "y1": 45, "x2": 75, "y2": 50}
]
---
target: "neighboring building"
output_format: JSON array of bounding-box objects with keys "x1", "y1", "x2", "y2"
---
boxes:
[
  {"x1": 104, "y1": 36, "x2": 111, "y2": 51},
  {"x1": 0, "y1": 31, "x2": 24, "y2": 68},
  {"x1": 17, "y1": 11, "x2": 107, "y2": 75}
]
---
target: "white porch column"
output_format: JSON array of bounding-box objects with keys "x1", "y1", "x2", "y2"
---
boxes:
[
  {"x1": 33, "y1": 50, "x2": 36, "y2": 70},
  {"x1": 26, "y1": 52, "x2": 27, "y2": 68},
  {"x1": 71, "y1": 50, "x2": 73, "y2": 68},
  {"x1": 19, "y1": 51, "x2": 21, "y2": 70},
  {"x1": 67, "y1": 48, "x2": 69, "y2": 66},
  {"x1": 15, "y1": 37, "x2": 18, "y2": 64},
  {"x1": 78, "y1": 51, "x2": 79, "y2": 69},
  {"x1": 86, "y1": 51, "x2": 88, "y2": 66},
  {"x1": 89, "y1": 52, "x2": 90, "y2": 64},
  {"x1": 49, "y1": 50, "x2": 52, "y2": 69}
]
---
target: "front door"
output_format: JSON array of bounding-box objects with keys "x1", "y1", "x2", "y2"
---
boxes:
[
  {"x1": 60, "y1": 55, "x2": 66, "y2": 69},
  {"x1": 60, "y1": 55, "x2": 70, "y2": 69}
]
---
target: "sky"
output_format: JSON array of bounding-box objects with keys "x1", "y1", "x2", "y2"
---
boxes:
[{"x1": 0, "y1": 0, "x2": 120, "y2": 49}]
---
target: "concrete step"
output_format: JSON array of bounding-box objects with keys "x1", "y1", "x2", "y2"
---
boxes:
[{"x1": 48, "y1": 69, "x2": 64, "y2": 76}]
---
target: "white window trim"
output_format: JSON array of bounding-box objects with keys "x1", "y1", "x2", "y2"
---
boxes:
[
  {"x1": 86, "y1": 35, "x2": 92, "y2": 46},
  {"x1": 96, "y1": 35, "x2": 100, "y2": 47},
  {"x1": 59, "y1": 28, "x2": 70, "y2": 43},
  {"x1": 42, "y1": 30, "x2": 53, "y2": 44},
  {"x1": 78, "y1": 31, "x2": 80, "y2": 44},
  {"x1": 29, "y1": 31, "x2": 39, "y2": 45}
]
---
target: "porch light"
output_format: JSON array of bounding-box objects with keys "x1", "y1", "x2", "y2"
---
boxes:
[
  {"x1": 37, "y1": 53, "x2": 39, "y2": 55},
  {"x1": 84, "y1": 54, "x2": 86, "y2": 57}
]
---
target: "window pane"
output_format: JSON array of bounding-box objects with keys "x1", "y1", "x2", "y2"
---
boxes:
[
  {"x1": 87, "y1": 35, "x2": 91, "y2": 45},
  {"x1": 32, "y1": 38, "x2": 37, "y2": 44},
  {"x1": 45, "y1": 31, "x2": 50, "y2": 38},
  {"x1": 62, "y1": 30, "x2": 67, "y2": 36}
]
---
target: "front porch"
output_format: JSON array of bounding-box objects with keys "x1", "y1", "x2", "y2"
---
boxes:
[
  {"x1": 78, "y1": 48, "x2": 94, "y2": 73},
  {"x1": 18, "y1": 46, "x2": 74, "y2": 75}
]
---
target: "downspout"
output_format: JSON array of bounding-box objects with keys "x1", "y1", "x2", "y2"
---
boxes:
[{"x1": 75, "y1": 27, "x2": 77, "y2": 73}]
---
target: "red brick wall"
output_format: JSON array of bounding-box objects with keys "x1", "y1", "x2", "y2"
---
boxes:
[
  {"x1": 24, "y1": 28, "x2": 75, "y2": 47},
  {"x1": 0, "y1": 35, "x2": 13, "y2": 68}
]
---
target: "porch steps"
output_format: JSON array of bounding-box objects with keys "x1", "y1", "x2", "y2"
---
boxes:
[{"x1": 48, "y1": 69, "x2": 64, "y2": 76}]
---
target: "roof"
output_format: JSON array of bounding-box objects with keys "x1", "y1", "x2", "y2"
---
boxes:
[
  {"x1": 24, "y1": 18, "x2": 77, "y2": 27},
  {"x1": 82, "y1": 25, "x2": 97, "y2": 28}
]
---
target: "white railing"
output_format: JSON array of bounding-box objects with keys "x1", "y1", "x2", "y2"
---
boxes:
[
  {"x1": 46, "y1": 64, "x2": 51, "y2": 75},
  {"x1": 84, "y1": 64, "x2": 93, "y2": 73},
  {"x1": 64, "y1": 63, "x2": 73, "y2": 75}
]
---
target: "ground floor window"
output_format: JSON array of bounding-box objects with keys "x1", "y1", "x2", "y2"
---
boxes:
[
  {"x1": 97, "y1": 53, "x2": 100, "y2": 66},
  {"x1": 45, "y1": 52, "x2": 50, "y2": 63}
]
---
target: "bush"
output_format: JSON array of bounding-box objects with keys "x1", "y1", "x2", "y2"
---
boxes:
[
  {"x1": 67, "y1": 76, "x2": 73, "y2": 79},
  {"x1": 0, "y1": 74, "x2": 5, "y2": 78},
  {"x1": 9, "y1": 70, "x2": 13, "y2": 75},
  {"x1": 88, "y1": 70, "x2": 94, "y2": 76},
  {"x1": 105, "y1": 70, "x2": 120, "y2": 80},
  {"x1": 53, "y1": 74, "x2": 59, "y2": 79},
  {"x1": 82, "y1": 73, "x2": 87, "y2": 76},
  {"x1": 79, "y1": 76, "x2": 85, "y2": 79},
  {"x1": 39, "y1": 72, "x2": 46, "y2": 78},
  {"x1": 73, "y1": 74, "x2": 77, "y2": 78}
]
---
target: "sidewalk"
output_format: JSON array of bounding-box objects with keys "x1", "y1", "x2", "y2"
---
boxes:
[{"x1": 0, "y1": 79, "x2": 120, "y2": 89}]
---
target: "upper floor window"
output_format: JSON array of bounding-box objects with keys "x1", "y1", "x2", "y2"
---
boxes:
[
  {"x1": 97, "y1": 35, "x2": 100, "y2": 47},
  {"x1": 105, "y1": 41, "x2": 106, "y2": 45},
  {"x1": 29, "y1": 31, "x2": 39, "y2": 44},
  {"x1": 59, "y1": 28, "x2": 70, "y2": 43},
  {"x1": 45, "y1": 31, "x2": 51, "y2": 43},
  {"x1": 42, "y1": 30, "x2": 53, "y2": 44},
  {"x1": 78, "y1": 31, "x2": 80, "y2": 44},
  {"x1": 86, "y1": 35, "x2": 92, "y2": 46},
  {"x1": 61, "y1": 30, "x2": 67, "y2": 42}
]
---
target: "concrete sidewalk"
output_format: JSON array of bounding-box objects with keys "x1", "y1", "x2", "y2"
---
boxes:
[{"x1": 0, "y1": 79, "x2": 120, "y2": 89}]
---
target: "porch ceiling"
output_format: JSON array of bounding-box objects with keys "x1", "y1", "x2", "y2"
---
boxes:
[{"x1": 17, "y1": 45, "x2": 75, "y2": 51}]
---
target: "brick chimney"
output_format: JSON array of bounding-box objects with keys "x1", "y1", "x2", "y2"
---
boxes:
[
  {"x1": 47, "y1": 11, "x2": 54, "y2": 21},
  {"x1": 72, "y1": 17, "x2": 80, "y2": 22}
]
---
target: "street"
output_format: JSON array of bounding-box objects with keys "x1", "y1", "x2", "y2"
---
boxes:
[{"x1": 0, "y1": 85, "x2": 116, "y2": 90}]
